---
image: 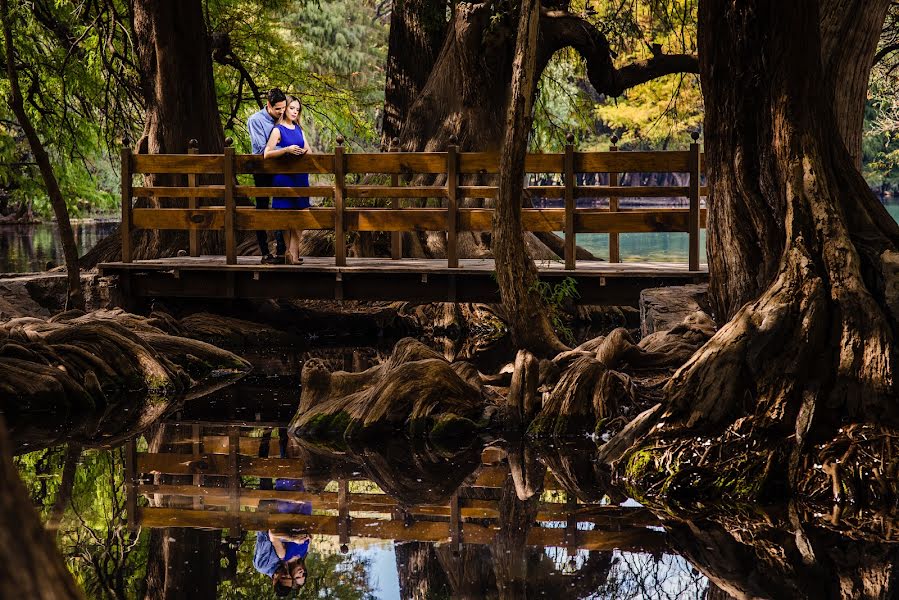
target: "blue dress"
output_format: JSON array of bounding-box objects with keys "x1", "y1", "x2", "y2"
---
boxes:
[{"x1": 271, "y1": 124, "x2": 310, "y2": 209}]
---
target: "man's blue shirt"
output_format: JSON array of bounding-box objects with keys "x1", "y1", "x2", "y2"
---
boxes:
[
  {"x1": 248, "y1": 108, "x2": 276, "y2": 155},
  {"x1": 253, "y1": 532, "x2": 310, "y2": 576}
]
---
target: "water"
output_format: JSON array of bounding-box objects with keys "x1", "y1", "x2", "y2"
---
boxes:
[
  {"x1": 12, "y1": 344, "x2": 897, "y2": 599},
  {"x1": 0, "y1": 220, "x2": 117, "y2": 273},
  {"x1": 5, "y1": 201, "x2": 899, "y2": 275}
]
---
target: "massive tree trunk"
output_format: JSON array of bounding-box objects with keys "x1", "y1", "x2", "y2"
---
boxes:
[
  {"x1": 1, "y1": 0, "x2": 84, "y2": 309},
  {"x1": 81, "y1": 0, "x2": 225, "y2": 267},
  {"x1": 381, "y1": 0, "x2": 447, "y2": 144},
  {"x1": 618, "y1": 0, "x2": 899, "y2": 503}
]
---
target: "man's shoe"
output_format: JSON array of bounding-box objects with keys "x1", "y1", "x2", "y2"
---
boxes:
[
  {"x1": 272, "y1": 255, "x2": 286, "y2": 264},
  {"x1": 261, "y1": 254, "x2": 278, "y2": 265}
]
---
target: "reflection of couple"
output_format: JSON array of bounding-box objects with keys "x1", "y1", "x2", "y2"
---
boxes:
[
  {"x1": 252, "y1": 431, "x2": 313, "y2": 595},
  {"x1": 247, "y1": 87, "x2": 312, "y2": 266}
]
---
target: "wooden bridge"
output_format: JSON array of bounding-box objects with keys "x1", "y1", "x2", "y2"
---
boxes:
[
  {"x1": 100, "y1": 140, "x2": 708, "y2": 304},
  {"x1": 124, "y1": 423, "x2": 666, "y2": 554}
]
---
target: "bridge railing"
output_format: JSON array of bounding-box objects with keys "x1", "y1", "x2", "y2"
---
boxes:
[{"x1": 120, "y1": 137, "x2": 707, "y2": 270}]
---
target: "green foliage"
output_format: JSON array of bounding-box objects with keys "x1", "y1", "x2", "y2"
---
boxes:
[
  {"x1": 529, "y1": 276, "x2": 580, "y2": 345},
  {"x1": 532, "y1": 1, "x2": 701, "y2": 152}
]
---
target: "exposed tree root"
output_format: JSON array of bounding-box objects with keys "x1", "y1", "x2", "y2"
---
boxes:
[{"x1": 0, "y1": 309, "x2": 250, "y2": 452}]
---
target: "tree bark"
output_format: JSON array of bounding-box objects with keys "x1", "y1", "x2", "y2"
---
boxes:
[
  {"x1": 381, "y1": 0, "x2": 447, "y2": 144},
  {"x1": 621, "y1": 0, "x2": 899, "y2": 502},
  {"x1": 1, "y1": 0, "x2": 84, "y2": 310},
  {"x1": 0, "y1": 415, "x2": 84, "y2": 599},
  {"x1": 493, "y1": 0, "x2": 566, "y2": 356}
]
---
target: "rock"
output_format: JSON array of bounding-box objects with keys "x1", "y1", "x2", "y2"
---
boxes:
[{"x1": 639, "y1": 284, "x2": 710, "y2": 338}]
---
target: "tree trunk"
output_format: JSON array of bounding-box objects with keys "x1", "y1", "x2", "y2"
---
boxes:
[
  {"x1": 493, "y1": 0, "x2": 565, "y2": 356},
  {"x1": 0, "y1": 415, "x2": 84, "y2": 599},
  {"x1": 381, "y1": 0, "x2": 447, "y2": 145},
  {"x1": 81, "y1": 0, "x2": 225, "y2": 266},
  {"x1": 621, "y1": 0, "x2": 899, "y2": 502},
  {"x1": 1, "y1": 0, "x2": 84, "y2": 310}
]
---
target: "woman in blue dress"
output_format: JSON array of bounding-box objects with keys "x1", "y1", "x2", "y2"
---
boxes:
[{"x1": 264, "y1": 95, "x2": 311, "y2": 264}]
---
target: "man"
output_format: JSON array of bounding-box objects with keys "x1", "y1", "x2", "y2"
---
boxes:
[{"x1": 248, "y1": 88, "x2": 287, "y2": 264}]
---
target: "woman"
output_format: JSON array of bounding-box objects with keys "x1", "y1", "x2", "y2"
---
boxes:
[{"x1": 264, "y1": 95, "x2": 311, "y2": 264}]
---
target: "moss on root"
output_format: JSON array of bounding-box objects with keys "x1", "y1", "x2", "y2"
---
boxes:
[
  {"x1": 301, "y1": 411, "x2": 352, "y2": 439},
  {"x1": 427, "y1": 414, "x2": 478, "y2": 440},
  {"x1": 620, "y1": 440, "x2": 772, "y2": 510}
]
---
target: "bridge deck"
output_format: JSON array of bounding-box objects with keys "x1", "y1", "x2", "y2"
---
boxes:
[{"x1": 100, "y1": 256, "x2": 708, "y2": 304}]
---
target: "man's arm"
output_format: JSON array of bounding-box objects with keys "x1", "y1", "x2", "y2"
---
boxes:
[{"x1": 248, "y1": 116, "x2": 269, "y2": 155}]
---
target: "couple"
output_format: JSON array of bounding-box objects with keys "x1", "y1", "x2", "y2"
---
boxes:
[{"x1": 248, "y1": 87, "x2": 312, "y2": 265}]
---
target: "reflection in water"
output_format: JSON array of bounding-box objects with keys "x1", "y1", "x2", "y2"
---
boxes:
[
  {"x1": 13, "y1": 346, "x2": 899, "y2": 598},
  {"x1": 0, "y1": 221, "x2": 118, "y2": 273}
]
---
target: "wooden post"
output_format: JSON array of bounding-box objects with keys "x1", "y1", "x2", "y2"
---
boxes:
[
  {"x1": 390, "y1": 137, "x2": 402, "y2": 260},
  {"x1": 450, "y1": 491, "x2": 462, "y2": 548},
  {"x1": 338, "y1": 479, "x2": 350, "y2": 546},
  {"x1": 187, "y1": 139, "x2": 200, "y2": 257},
  {"x1": 228, "y1": 427, "x2": 241, "y2": 537},
  {"x1": 608, "y1": 135, "x2": 620, "y2": 263},
  {"x1": 688, "y1": 132, "x2": 702, "y2": 271},
  {"x1": 120, "y1": 138, "x2": 133, "y2": 263},
  {"x1": 447, "y1": 136, "x2": 459, "y2": 268},
  {"x1": 124, "y1": 437, "x2": 138, "y2": 531},
  {"x1": 564, "y1": 492, "x2": 578, "y2": 555},
  {"x1": 563, "y1": 133, "x2": 576, "y2": 270},
  {"x1": 334, "y1": 137, "x2": 347, "y2": 267},
  {"x1": 224, "y1": 144, "x2": 237, "y2": 265},
  {"x1": 192, "y1": 424, "x2": 204, "y2": 509}
]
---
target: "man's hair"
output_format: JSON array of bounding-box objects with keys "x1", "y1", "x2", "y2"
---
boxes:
[
  {"x1": 272, "y1": 564, "x2": 292, "y2": 597},
  {"x1": 268, "y1": 88, "x2": 287, "y2": 106}
]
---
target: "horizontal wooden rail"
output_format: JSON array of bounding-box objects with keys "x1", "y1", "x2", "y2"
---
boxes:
[
  {"x1": 121, "y1": 144, "x2": 708, "y2": 268},
  {"x1": 136, "y1": 507, "x2": 666, "y2": 551}
]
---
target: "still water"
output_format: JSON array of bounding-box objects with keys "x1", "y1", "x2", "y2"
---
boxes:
[
  {"x1": 14, "y1": 346, "x2": 713, "y2": 599},
  {"x1": 4, "y1": 200, "x2": 898, "y2": 273},
  {"x1": 14, "y1": 343, "x2": 899, "y2": 599}
]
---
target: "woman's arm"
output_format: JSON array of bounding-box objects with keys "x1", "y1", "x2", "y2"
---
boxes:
[
  {"x1": 263, "y1": 128, "x2": 283, "y2": 159},
  {"x1": 268, "y1": 530, "x2": 288, "y2": 559}
]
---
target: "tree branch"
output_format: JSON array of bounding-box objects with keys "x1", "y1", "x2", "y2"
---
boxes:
[{"x1": 539, "y1": 9, "x2": 698, "y2": 97}]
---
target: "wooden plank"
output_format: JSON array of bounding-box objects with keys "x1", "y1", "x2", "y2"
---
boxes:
[
  {"x1": 234, "y1": 186, "x2": 334, "y2": 198},
  {"x1": 136, "y1": 508, "x2": 666, "y2": 551},
  {"x1": 132, "y1": 154, "x2": 224, "y2": 174},
  {"x1": 527, "y1": 186, "x2": 565, "y2": 199},
  {"x1": 188, "y1": 145, "x2": 200, "y2": 257},
  {"x1": 689, "y1": 141, "x2": 702, "y2": 271},
  {"x1": 458, "y1": 186, "x2": 497, "y2": 199},
  {"x1": 345, "y1": 185, "x2": 447, "y2": 199},
  {"x1": 458, "y1": 151, "x2": 500, "y2": 174},
  {"x1": 609, "y1": 143, "x2": 620, "y2": 263},
  {"x1": 224, "y1": 147, "x2": 236, "y2": 264},
  {"x1": 131, "y1": 208, "x2": 225, "y2": 231},
  {"x1": 236, "y1": 208, "x2": 335, "y2": 230},
  {"x1": 132, "y1": 186, "x2": 225, "y2": 198},
  {"x1": 235, "y1": 153, "x2": 335, "y2": 174},
  {"x1": 124, "y1": 439, "x2": 137, "y2": 530},
  {"x1": 390, "y1": 147, "x2": 401, "y2": 260},
  {"x1": 343, "y1": 208, "x2": 448, "y2": 232},
  {"x1": 525, "y1": 153, "x2": 564, "y2": 172},
  {"x1": 576, "y1": 209, "x2": 690, "y2": 233},
  {"x1": 334, "y1": 144, "x2": 346, "y2": 266},
  {"x1": 136, "y1": 453, "x2": 302, "y2": 478},
  {"x1": 574, "y1": 150, "x2": 691, "y2": 173},
  {"x1": 459, "y1": 208, "x2": 563, "y2": 232},
  {"x1": 228, "y1": 427, "x2": 241, "y2": 536},
  {"x1": 447, "y1": 145, "x2": 459, "y2": 268},
  {"x1": 120, "y1": 147, "x2": 132, "y2": 263},
  {"x1": 345, "y1": 152, "x2": 447, "y2": 174},
  {"x1": 575, "y1": 185, "x2": 690, "y2": 198},
  {"x1": 338, "y1": 480, "x2": 350, "y2": 544},
  {"x1": 564, "y1": 143, "x2": 576, "y2": 269}
]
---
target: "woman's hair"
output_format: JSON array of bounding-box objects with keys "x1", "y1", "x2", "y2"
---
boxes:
[
  {"x1": 281, "y1": 95, "x2": 302, "y2": 125},
  {"x1": 272, "y1": 563, "x2": 292, "y2": 597}
]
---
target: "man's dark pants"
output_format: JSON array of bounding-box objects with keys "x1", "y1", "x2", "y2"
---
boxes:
[{"x1": 254, "y1": 174, "x2": 285, "y2": 256}]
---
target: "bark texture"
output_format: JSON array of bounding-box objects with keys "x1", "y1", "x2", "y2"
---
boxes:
[
  {"x1": 616, "y1": 0, "x2": 899, "y2": 506},
  {"x1": 0, "y1": 415, "x2": 84, "y2": 599}
]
